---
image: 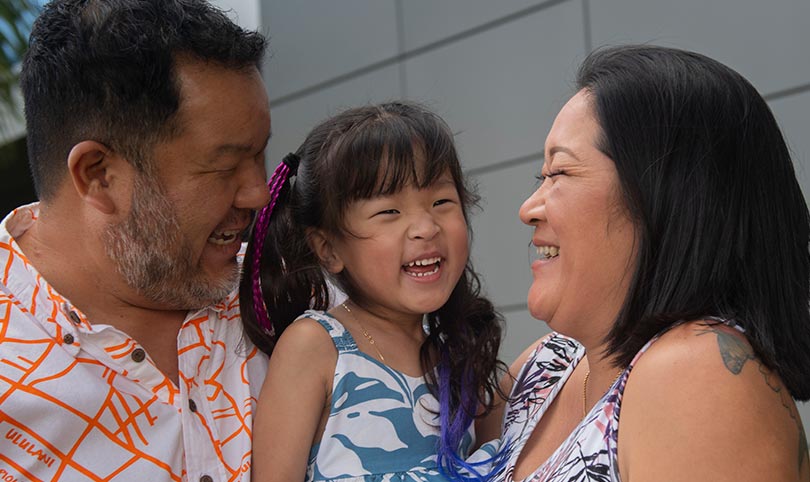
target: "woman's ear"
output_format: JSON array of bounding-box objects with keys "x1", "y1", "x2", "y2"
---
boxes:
[
  {"x1": 307, "y1": 228, "x2": 345, "y2": 274},
  {"x1": 66, "y1": 141, "x2": 131, "y2": 215}
]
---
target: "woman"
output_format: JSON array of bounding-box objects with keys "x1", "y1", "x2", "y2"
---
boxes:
[{"x1": 481, "y1": 45, "x2": 810, "y2": 481}]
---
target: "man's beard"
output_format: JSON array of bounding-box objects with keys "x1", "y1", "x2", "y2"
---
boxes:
[{"x1": 103, "y1": 174, "x2": 239, "y2": 310}]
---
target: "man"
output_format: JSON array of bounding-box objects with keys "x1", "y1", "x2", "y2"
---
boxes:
[{"x1": 0, "y1": 1, "x2": 271, "y2": 480}]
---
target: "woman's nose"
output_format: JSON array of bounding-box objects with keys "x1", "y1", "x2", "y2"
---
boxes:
[{"x1": 519, "y1": 186, "x2": 546, "y2": 226}]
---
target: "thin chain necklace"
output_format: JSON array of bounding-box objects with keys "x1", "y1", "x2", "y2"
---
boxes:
[
  {"x1": 582, "y1": 368, "x2": 624, "y2": 418},
  {"x1": 342, "y1": 302, "x2": 386, "y2": 363}
]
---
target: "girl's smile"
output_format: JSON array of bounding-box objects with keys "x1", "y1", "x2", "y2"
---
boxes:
[{"x1": 321, "y1": 172, "x2": 469, "y2": 322}]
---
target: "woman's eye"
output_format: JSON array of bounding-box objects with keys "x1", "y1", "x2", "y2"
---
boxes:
[{"x1": 537, "y1": 170, "x2": 565, "y2": 184}]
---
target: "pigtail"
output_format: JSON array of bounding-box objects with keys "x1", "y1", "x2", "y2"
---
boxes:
[
  {"x1": 250, "y1": 153, "x2": 300, "y2": 337},
  {"x1": 425, "y1": 269, "x2": 511, "y2": 481},
  {"x1": 240, "y1": 152, "x2": 331, "y2": 354}
]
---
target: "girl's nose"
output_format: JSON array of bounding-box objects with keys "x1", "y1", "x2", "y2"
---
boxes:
[{"x1": 407, "y1": 213, "x2": 440, "y2": 240}]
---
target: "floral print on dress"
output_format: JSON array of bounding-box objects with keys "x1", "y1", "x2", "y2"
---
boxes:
[{"x1": 492, "y1": 333, "x2": 651, "y2": 482}]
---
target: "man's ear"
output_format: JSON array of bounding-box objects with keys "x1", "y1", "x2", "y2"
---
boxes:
[
  {"x1": 66, "y1": 141, "x2": 130, "y2": 215},
  {"x1": 307, "y1": 228, "x2": 345, "y2": 274}
]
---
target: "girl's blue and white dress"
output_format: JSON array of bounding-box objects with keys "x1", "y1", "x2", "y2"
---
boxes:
[{"x1": 300, "y1": 310, "x2": 469, "y2": 482}]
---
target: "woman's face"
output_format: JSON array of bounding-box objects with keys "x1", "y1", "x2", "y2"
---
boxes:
[{"x1": 519, "y1": 90, "x2": 637, "y2": 343}]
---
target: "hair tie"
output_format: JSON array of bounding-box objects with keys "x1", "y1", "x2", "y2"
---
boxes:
[
  {"x1": 250, "y1": 152, "x2": 300, "y2": 337},
  {"x1": 282, "y1": 152, "x2": 300, "y2": 174}
]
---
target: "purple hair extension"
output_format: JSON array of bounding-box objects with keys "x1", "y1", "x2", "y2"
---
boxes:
[
  {"x1": 251, "y1": 153, "x2": 300, "y2": 337},
  {"x1": 436, "y1": 346, "x2": 511, "y2": 481}
]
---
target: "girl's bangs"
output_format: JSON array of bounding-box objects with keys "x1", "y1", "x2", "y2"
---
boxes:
[{"x1": 331, "y1": 113, "x2": 459, "y2": 203}]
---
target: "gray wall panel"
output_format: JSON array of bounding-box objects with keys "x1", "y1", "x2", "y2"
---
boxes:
[
  {"x1": 400, "y1": 0, "x2": 553, "y2": 50},
  {"x1": 261, "y1": 1, "x2": 399, "y2": 100},
  {"x1": 469, "y1": 161, "x2": 538, "y2": 310},
  {"x1": 770, "y1": 91, "x2": 810, "y2": 202},
  {"x1": 590, "y1": 0, "x2": 810, "y2": 95},
  {"x1": 500, "y1": 308, "x2": 553, "y2": 365},
  {"x1": 404, "y1": 0, "x2": 584, "y2": 171},
  {"x1": 267, "y1": 66, "x2": 401, "y2": 166}
]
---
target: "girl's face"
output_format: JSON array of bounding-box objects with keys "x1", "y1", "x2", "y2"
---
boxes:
[
  {"x1": 519, "y1": 90, "x2": 637, "y2": 344},
  {"x1": 324, "y1": 170, "x2": 469, "y2": 323}
]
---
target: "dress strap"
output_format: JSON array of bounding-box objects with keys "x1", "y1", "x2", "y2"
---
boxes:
[{"x1": 298, "y1": 309, "x2": 358, "y2": 354}]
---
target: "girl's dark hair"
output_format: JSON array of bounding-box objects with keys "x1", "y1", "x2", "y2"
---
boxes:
[
  {"x1": 240, "y1": 101, "x2": 508, "y2": 478},
  {"x1": 578, "y1": 45, "x2": 810, "y2": 400}
]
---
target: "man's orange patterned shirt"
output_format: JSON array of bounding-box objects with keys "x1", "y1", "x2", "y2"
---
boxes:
[{"x1": 0, "y1": 204, "x2": 268, "y2": 481}]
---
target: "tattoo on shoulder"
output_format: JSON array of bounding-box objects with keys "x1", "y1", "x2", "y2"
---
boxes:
[
  {"x1": 695, "y1": 323, "x2": 755, "y2": 374},
  {"x1": 697, "y1": 322, "x2": 808, "y2": 474}
]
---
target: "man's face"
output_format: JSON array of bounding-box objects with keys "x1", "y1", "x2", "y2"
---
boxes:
[
  {"x1": 105, "y1": 59, "x2": 271, "y2": 309},
  {"x1": 104, "y1": 172, "x2": 240, "y2": 308}
]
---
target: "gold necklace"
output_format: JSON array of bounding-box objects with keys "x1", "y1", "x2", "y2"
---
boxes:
[
  {"x1": 341, "y1": 302, "x2": 386, "y2": 363},
  {"x1": 582, "y1": 368, "x2": 624, "y2": 418}
]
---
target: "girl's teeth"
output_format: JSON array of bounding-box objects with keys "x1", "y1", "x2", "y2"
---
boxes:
[
  {"x1": 407, "y1": 265, "x2": 440, "y2": 277},
  {"x1": 406, "y1": 256, "x2": 442, "y2": 267}
]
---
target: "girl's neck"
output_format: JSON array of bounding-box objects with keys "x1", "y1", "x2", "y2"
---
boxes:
[
  {"x1": 337, "y1": 299, "x2": 432, "y2": 378},
  {"x1": 342, "y1": 299, "x2": 425, "y2": 340}
]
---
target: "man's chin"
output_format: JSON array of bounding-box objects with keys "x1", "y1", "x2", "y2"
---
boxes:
[{"x1": 137, "y1": 269, "x2": 239, "y2": 311}]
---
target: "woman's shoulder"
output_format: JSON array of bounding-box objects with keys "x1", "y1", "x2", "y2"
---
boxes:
[
  {"x1": 627, "y1": 319, "x2": 759, "y2": 384},
  {"x1": 623, "y1": 319, "x2": 796, "y2": 418},
  {"x1": 618, "y1": 319, "x2": 807, "y2": 481}
]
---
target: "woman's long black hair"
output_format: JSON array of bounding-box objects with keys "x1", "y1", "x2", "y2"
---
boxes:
[
  {"x1": 580, "y1": 45, "x2": 810, "y2": 400},
  {"x1": 240, "y1": 101, "x2": 509, "y2": 478}
]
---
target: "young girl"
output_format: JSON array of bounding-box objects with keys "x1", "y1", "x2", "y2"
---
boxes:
[{"x1": 240, "y1": 102, "x2": 508, "y2": 481}]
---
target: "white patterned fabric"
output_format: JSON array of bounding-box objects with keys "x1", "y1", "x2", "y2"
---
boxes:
[
  {"x1": 493, "y1": 333, "x2": 632, "y2": 482},
  {"x1": 0, "y1": 204, "x2": 268, "y2": 482}
]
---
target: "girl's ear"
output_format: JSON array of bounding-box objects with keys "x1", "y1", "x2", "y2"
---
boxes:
[{"x1": 307, "y1": 228, "x2": 345, "y2": 274}]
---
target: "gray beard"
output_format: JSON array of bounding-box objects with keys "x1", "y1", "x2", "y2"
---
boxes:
[{"x1": 103, "y1": 174, "x2": 239, "y2": 310}]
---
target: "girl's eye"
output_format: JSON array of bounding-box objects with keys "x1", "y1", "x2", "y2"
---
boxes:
[
  {"x1": 433, "y1": 199, "x2": 453, "y2": 207},
  {"x1": 375, "y1": 209, "x2": 399, "y2": 216}
]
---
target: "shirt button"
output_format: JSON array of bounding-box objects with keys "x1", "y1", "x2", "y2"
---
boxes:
[
  {"x1": 68, "y1": 311, "x2": 81, "y2": 325},
  {"x1": 63, "y1": 333, "x2": 74, "y2": 345},
  {"x1": 189, "y1": 399, "x2": 198, "y2": 413},
  {"x1": 200, "y1": 476, "x2": 213, "y2": 482},
  {"x1": 131, "y1": 348, "x2": 146, "y2": 363}
]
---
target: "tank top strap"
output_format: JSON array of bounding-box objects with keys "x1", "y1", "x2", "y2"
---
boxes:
[{"x1": 297, "y1": 309, "x2": 359, "y2": 354}]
